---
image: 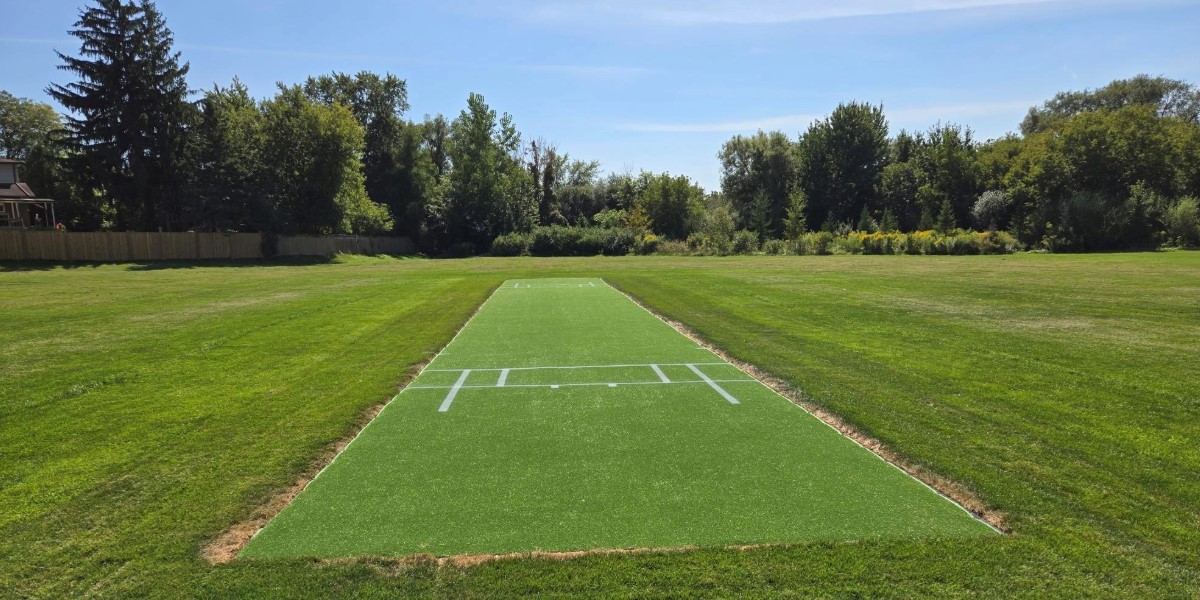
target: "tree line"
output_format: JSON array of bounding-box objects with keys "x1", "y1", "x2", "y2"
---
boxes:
[{"x1": 1, "y1": 0, "x2": 1198, "y2": 253}]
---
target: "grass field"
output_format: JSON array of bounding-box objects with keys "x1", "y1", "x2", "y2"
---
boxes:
[
  {"x1": 242, "y1": 277, "x2": 991, "y2": 559},
  {"x1": 1, "y1": 253, "x2": 1198, "y2": 597}
]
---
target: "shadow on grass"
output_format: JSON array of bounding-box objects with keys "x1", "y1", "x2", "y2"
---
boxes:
[{"x1": 0, "y1": 254, "x2": 426, "y2": 272}]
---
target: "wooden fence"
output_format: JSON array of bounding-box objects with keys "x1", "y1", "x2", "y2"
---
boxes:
[
  {"x1": 276, "y1": 235, "x2": 414, "y2": 257},
  {"x1": 0, "y1": 230, "x2": 414, "y2": 262}
]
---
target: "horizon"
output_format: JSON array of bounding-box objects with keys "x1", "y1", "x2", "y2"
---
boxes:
[{"x1": 6, "y1": 0, "x2": 1200, "y2": 190}]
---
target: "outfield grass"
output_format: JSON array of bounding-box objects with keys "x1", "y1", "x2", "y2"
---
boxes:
[{"x1": 1, "y1": 253, "x2": 1198, "y2": 597}]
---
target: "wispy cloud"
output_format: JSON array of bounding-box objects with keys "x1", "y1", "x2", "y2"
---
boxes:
[
  {"x1": 617, "y1": 114, "x2": 818, "y2": 133},
  {"x1": 531, "y1": 0, "x2": 1067, "y2": 26},
  {"x1": 181, "y1": 44, "x2": 650, "y2": 80},
  {"x1": 616, "y1": 100, "x2": 1036, "y2": 133}
]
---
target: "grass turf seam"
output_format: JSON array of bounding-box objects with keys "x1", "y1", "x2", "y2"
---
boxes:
[{"x1": 600, "y1": 278, "x2": 1009, "y2": 535}]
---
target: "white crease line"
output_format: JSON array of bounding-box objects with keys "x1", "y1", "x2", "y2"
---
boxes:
[
  {"x1": 497, "y1": 368, "x2": 509, "y2": 387},
  {"x1": 688, "y1": 364, "x2": 740, "y2": 405},
  {"x1": 426, "y1": 362, "x2": 727, "y2": 373},
  {"x1": 651, "y1": 364, "x2": 670, "y2": 383},
  {"x1": 408, "y1": 379, "x2": 757, "y2": 391},
  {"x1": 438, "y1": 369, "x2": 472, "y2": 412}
]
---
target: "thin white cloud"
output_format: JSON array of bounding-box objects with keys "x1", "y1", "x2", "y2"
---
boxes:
[
  {"x1": 616, "y1": 100, "x2": 1036, "y2": 133},
  {"x1": 887, "y1": 100, "x2": 1036, "y2": 123},
  {"x1": 531, "y1": 0, "x2": 1067, "y2": 26},
  {"x1": 181, "y1": 44, "x2": 649, "y2": 80},
  {"x1": 618, "y1": 114, "x2": 818, "y2": 133}
]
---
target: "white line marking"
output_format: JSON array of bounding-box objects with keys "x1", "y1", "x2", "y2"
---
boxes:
[
  {"x1": 513, "y1": 282, "x2": 519, "y2": 288},
  {"x1": 497, "y1": 369, "x2": 509, "y2": 387},
  {"x1": 687, "y1": 364, "x2": 740, "y2": 404},
  {"x1": 439, "y1": 369, "x2": 472, "y2": 413},
  {"x1": 608, "y1": 383, "x2": 617, "y2": 388},
  {"x1": 497, "y1": 283, "x2": 605, "y2": 289},
  {"x1": 590, "y1": 282, "x2": 596, "y2": 288},
  {"x1": 650, "y1": 364, "x2": 670, "y2": 383},
  {"x1": 426, "y1": 362, "x2": 727, "y2": 373},
  {"x1": 599, "y1": 278, "x2": 1002, "y2": 534},
  {"x1": 407, "y1": 379, "x2": 756, "y2": 391}
]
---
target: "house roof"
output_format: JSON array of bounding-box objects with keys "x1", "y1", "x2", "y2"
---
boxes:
[
  {"x1": 0, "y1": 182, "x2": 44, "y2": 200},
  {"x1": 0, "y1": 158, "x2": 23, "y2": 165}
]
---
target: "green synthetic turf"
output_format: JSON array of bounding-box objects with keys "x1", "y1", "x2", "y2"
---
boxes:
[{"x1": 241, "y1": 277, "x2": 993, "y2": 558}]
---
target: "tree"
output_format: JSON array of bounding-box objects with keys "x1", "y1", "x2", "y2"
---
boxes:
[
  {"x1": 422, "y1": 114, "x2": 450, "y2": 182},
  {"x1": 192, "y1": 79, "x2": 266, "y2": 231},
  {"x1": 795, "y1": 102, "x2": 889, "y2": 228},
  {"x1": 1022, "y1": 75, "x2": 1200, "y2": 135},
  {"x1": 718, "y1": 130, "x2": 797, "y2": 236},
  {"x1": 0, "y1": 92, "x2": 62, "y2": 160},
  {"x1": 638, "y1": 172, "x2": 703, "y2": 239},
  {"x1": 935, "y1": 196, "x2": 957, "y2": 233},
  {"x1": 48, "y1": 0, "x2": 195, "y2": 231},
  {"x1": 878, "y1": 160, "x2": 923, "y2": 230},
  {"x1": 783, "y1": 190, "x2": 808, "y2": 238},
  {"x1": 445, "y1": 93, "x2": 534, "y2": 248},
  {"x1": 915, "y1": 123, "x2": 981, "y2": 227},
  {"x1": 878, "y1": 207, "x2": 899, "y2": 233},
  {"x1": 856, "y1": 205, "x2": 877, "y2": 233},
  {"x1": 260, "y1": 85, "x2": 391, "y2": 235},
  {"x1": 972, "y1": 190, "x2": 1011, "y2": 230},
  {"x1": 303, "y1": 72, "x2": 421, "y2": 233}
]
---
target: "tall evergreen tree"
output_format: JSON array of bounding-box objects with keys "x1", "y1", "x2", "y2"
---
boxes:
[{"x1": 48, "y1": 0, "x2": 194, "y2": 230}]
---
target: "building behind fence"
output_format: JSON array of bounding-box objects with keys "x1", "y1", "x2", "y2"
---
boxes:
[{"x1": 0, "y1": 230, "x2": 414, "y2": 262}]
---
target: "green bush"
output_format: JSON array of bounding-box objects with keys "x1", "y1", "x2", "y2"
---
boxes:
[
  {"x1": 518, "y1": 226, "x2": 638, "y2": 256},
  {"x1": 761, "y1": 239, "x2": 788, "y2": 255},
  {"x1": 1163, "y1": 196, "x2": 1200, "y2": 247},
  {"x1": 655, "y1": 239, "x2": 691, "y2": 255},
  {"x1": 731, "y1": 230, "x2": 760, "y2": 254},
  {"x1": 787, "y1": 230, "x2": 1020, "y2": 256},
  {"x1": 490, "y1": 232, "x2": 530, "y2": 256},
  {"x1": 633, "y1": 233, "x2": 661, "y2": 255}
]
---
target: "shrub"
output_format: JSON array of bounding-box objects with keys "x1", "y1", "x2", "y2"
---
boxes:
[
  {"x1": 798, "y1": 231, "x2": 836, "y2": 255},
  {"x1": 972, "y1": 190, "x2": 1012, "y2": 230},
  {"x1": 731, "y1": 230, "x2": 759, "y2": 254},
  {"x1": 655, "y1": 239, "x2": 691, "y2": 255},
  {"x1": 633, "y1": 233, "x2": 661, "y2": 255},
  {"x1": 522, "y1": 226, "x2": 638, "y2": 257},
  {"x1": 592, "y1": 208, "x2": 628, "y2": 229},
  {"x1": 1163, "y1": 196, "x2": 1200, "y2": 247},
  {"x1": 490, "y1": 232, "x2": 530, "y2": 256},
  {"x1": 761, "y1": 239, "x2": 788, "y2": 255}
]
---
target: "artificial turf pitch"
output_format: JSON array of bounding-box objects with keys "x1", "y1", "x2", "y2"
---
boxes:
[{"x1": 240, "y1": 278, "x2": 995, "y2": 558}]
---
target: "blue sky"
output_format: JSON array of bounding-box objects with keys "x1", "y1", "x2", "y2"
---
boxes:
[{"x1": 5, "y1": 0, "x2": 1199, "y2": 190}]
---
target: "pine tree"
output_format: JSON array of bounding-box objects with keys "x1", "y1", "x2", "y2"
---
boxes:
[
  {"x1": 879, "y1": 207, "x2": 899, "y2": 233},
  {"x1": 48, "y1": 0, "x2": 193, "y2": 230},
  {"x1": 783, "y1": 189, "x2": 808, "y2": 239},
  {"x1": 918, "y1": 205, "x2": 935, "y2": 231},
  {"x1": 856, "y1": 205, "x2": 877, "y2": 233},
  {"x1": 936, "y1": 196, "x2": 957, "y2": 233}
]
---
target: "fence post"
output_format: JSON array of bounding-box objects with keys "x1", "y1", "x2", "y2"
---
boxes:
[{"x1": 19, "y1": 229, "x2": 29, "y2": 260}]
